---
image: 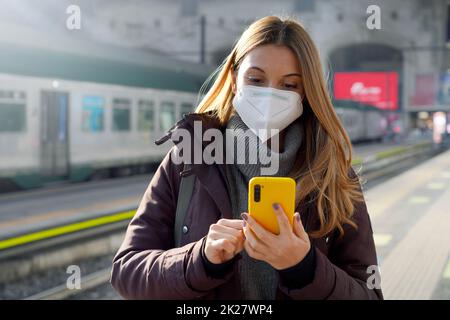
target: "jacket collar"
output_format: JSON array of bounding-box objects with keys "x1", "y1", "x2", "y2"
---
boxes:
[
  {"x1": 154, "y1": 110, "x2": 224, "y2": 147},
  {"x1": 155, "y1": 111, "x2": 233, "y2": 219}
]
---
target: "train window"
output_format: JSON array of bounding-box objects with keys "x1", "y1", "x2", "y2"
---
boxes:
[
  {"x1": 180, "y1": 102, "x2": 193, "y2": 118},
  {"x1": 0, "y1": 103, "x2": 26, "y2": 132},
  {"x1": 112, "y1": 98, "x2": 131, "y2": 131},
  {"x1": 82, "y1": 95, "x2": 104, "y2": 132},
  {"x1": 160, "y1": 101, "x2": 175, "y2": 132},
  {"x1": 0, "y1": 90, "x2": 26, "y2": 132},
  {"x1": 138, "y1": 100, "x2": 155, "y2": 132},
  {"x1": 0, "y1": 90, "x2": 23, "y2": 100}
]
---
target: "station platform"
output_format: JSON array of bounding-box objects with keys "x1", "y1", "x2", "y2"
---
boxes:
[
  {"x1": 366, "y1": 148, "x2": 450, "y2": 299},
  {"x1": 0, "y1": 175, "x2": 147, "y2": 249}
]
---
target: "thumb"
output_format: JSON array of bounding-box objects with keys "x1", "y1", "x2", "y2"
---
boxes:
[{"x1": 293, "y1": 212, "x2": 308, "y2": 240}]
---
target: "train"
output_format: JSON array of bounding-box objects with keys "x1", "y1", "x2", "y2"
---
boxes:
[
  {"x1": 333, "y1": 98, "x2": 387, "y2": 143},
  {"x1": 0, "y1": 42, "x2": 211, "y2": 191},
  {"x1": 0, "y1": 43, "x2": 387, "y2": 191}
]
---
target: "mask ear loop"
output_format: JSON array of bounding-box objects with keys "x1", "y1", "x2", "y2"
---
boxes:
[
  {"x1": 300, "y1": 93, "x2": 307, "y2": 104},
  {"x1": 298, "y1": 95, "x2": 306, "y2": 117}
]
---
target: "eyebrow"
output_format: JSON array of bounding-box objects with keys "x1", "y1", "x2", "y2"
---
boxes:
[{"x1": 247, "y1": 66, "x2": 302, "y2": 78}]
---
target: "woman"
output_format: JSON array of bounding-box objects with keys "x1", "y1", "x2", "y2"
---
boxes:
[{"x1": 110, "y1": 15, "x2": 383, "y2": 300}]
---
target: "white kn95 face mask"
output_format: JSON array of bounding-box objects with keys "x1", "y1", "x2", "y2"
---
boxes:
[{"x1": 232, "y1": 84, "x2": 304, "y2": 143}]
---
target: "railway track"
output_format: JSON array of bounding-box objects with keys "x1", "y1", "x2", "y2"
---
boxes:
[
  {"x1": 0, "y1": 210, "x2": 131, "y2": 299},
  {"x1": 24, "y1": 267, "x2": 112, "y2": 300}
]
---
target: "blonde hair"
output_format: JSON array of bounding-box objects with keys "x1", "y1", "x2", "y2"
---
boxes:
[{"x1": 196, "y1": 15, "x2": 363, "y2": 238}]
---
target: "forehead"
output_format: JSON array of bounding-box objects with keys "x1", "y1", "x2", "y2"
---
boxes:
[{"x1": 239, "y1": 44, "x2": 301, "y2": 74}]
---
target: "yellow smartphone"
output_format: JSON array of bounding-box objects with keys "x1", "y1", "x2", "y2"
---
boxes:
[{"x1": 248, "y1": 177, "x2": 296, "y2": 235}]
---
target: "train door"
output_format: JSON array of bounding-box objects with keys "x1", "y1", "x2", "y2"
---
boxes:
[{"x1": 40, "y1": 91, "x2": 69, "y2": 178}]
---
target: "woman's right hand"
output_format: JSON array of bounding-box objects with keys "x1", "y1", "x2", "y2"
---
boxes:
[{"x1": 204, "y1": 219, "x2": 245, "y2": 264}]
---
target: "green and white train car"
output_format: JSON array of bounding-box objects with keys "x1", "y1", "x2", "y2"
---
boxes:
[{"x1": 0, "y1": 43, "x2": 211, "y2": 190}]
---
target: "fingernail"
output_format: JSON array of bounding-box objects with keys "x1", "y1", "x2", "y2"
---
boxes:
[
  {"x1": 241, "y1": 213, "x2": 248, "y2": 221},
  {"x1": 296, "y1": 213, "x2": 301, "y2": 222},
  {"x1": 272, "y1": 203, "x2": 280, "y2": 210}
]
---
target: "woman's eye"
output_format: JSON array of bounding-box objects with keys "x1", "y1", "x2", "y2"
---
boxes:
[
  {"x1": 247, "y1": 77, "x2": 262, "y2": 83},
  {"x1": 284, "y1": 83, "x2": 298, "y2": 89}
]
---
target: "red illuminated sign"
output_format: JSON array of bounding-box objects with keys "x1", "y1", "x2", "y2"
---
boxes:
[{"x1": 333, "y1": 72, "x2": 398, "y2": 110}]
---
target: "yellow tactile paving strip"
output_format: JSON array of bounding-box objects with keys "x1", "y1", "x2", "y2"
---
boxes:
[{"x1": 0, "y1": 196, "x2": 139, "y2": 234}]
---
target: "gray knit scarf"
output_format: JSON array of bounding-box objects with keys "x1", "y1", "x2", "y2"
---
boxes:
[{"x1": 224, "y1": 113, "x2": 303, "y2": 300}]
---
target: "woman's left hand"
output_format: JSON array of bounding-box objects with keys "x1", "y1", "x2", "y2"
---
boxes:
[{"x1": 241, "y1": 203, "x2": 311, "y2": 270}]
